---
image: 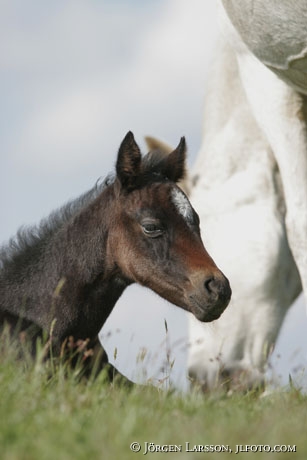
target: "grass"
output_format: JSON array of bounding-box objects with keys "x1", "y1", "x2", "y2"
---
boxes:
[{"x1": 0, "y1": 334, "x2": 306, "y2": 460}]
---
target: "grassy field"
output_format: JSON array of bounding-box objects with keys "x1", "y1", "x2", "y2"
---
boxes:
[{"x1": 0, "y1": 336, "x2": 306, "y2": 460}]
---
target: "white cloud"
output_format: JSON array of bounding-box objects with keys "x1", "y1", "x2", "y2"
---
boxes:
[
  {"x1": 6, "y1": 0, "x2": 217, "y2": 175},
  {"x1": 18, "y1": 85, "x2": 108, "y2": 172},
  {"x1": 0, "y1": 0, "x2": 151, "y2": 74}
]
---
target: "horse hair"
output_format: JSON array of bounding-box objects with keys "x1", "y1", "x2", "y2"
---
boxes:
[{"x1": 0, "y1": 176, "x2": 113, "y2": 273}]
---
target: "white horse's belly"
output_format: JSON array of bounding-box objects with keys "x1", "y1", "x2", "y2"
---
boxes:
[{"x1": 220, "y1": 0, "x2": 307, "y2": 95}]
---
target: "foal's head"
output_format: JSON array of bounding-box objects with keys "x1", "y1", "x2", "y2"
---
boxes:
[{"x1": 108, "y1": 132, "x2": 231, "y2": 322}]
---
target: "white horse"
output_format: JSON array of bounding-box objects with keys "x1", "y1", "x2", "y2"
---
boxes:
[
  {"x1": 147, "y1": 1, "x2": 307, "y2": 390},
  {"x1": 187, "y1": 0, "x2": 307, "y2": 390}
]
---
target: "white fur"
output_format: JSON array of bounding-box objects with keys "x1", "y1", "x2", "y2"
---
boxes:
[
  {"x1": 171, "y1": 187, "x2": 194, "y2": 225},
  {"x1": 188, "y1": 1, "x2": 306, "y2": 389}
]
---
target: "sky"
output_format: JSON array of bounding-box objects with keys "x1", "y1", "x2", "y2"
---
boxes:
[{"x1": 1, "y1": 0, "x2": 306, "y2": 390}]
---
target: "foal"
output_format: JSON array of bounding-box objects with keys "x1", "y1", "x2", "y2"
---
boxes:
[{"x1": 0, "y1": 132, "x2": 231, "y2": 379}]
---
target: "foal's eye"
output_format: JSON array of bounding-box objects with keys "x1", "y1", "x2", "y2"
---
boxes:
[{"x1": 141, "y1": 222, "x2": 164, "y2": 238}]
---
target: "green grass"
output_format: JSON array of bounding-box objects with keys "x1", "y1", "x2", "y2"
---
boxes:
[{"x1": 0, "y1": 336, "x2": 306, "y2": 460}]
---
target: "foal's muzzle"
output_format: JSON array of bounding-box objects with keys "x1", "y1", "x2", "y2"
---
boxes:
[{"x1": 188, "y1": 272, "x2": 231, "y2": 322}]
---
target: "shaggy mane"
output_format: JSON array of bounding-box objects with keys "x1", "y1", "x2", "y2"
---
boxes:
[{"x1": 0, "y1": 176, "x2": 112, "y2": 271}]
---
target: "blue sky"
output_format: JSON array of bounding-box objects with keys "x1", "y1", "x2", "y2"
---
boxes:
[{"x1": 1, "y1": 0, "x2": 306, "y2": 389}]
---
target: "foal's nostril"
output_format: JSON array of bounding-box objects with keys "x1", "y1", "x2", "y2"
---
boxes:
[
  {"x1": 204, "y1": 277, "x2": 215, "y2": 294},
  {"x1": 190, "y1": 274, "x2": 231, "y2": 321},
  {"x1": 204, "y1": 275, "x2": 231, "y2": 299}
]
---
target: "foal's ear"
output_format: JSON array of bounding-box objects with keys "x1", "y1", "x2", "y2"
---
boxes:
[
  {"x1": 116, "y1": 131, "x2": 142, "y2": 190},
  {"x1": 162, "y1": 137, "x2": 186, "y2": 183}
]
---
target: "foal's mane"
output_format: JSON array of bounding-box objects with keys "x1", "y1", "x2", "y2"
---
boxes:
[{"x1": 0, "y1": 176, "x2": 112, "y2": 271}]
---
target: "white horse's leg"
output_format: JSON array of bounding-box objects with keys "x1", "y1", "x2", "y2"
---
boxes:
[
  {"x1": 218, "y1": 4, "x2": 307, "y2": 307},
  {"x1": 236, "y1": 53, "x2": 307, "y2": 306},
  {"x1": 188, "y1": 37, "x2": 301, "y2": 390}
]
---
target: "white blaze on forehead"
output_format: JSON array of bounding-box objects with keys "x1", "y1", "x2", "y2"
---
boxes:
[{"x1": 171, "y1": 187, "x2": 194, "y2": 225}]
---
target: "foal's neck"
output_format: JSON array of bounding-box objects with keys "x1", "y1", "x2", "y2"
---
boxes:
[
  {"x1": 0, "y1": 183, "x2": 131, "y2": 341},
  {"x1": 46, "y1": 184, "x2": 131, "y2": 338}
]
